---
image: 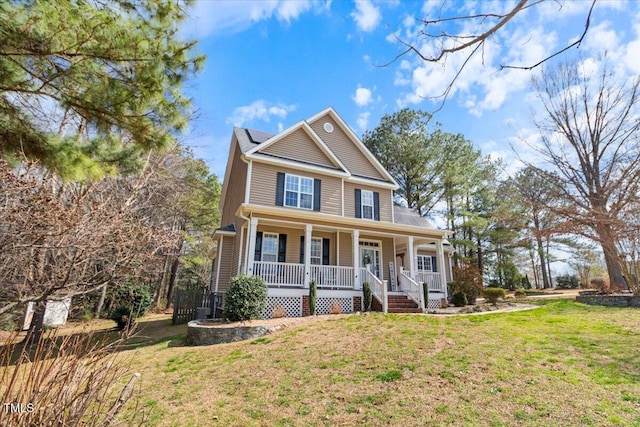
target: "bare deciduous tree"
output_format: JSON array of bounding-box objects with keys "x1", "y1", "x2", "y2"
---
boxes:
[{"x1": 530, "y1": 59, "x2": 640, "y2": 291}]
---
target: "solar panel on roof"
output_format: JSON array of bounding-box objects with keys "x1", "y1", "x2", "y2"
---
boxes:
[{"x1": 246, "y1": 128, "x2": 273, "y2": 144}]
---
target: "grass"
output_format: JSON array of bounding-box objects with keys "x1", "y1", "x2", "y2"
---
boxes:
[{"x1": 10, "y1": 301, "x2": 640, "y2": 426}]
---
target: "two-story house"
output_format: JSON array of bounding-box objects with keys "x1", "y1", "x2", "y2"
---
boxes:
[{"x1": 211, "y1": 107, "x2": 452, "y2": 317}]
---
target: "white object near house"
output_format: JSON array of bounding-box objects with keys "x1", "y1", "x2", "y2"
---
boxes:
[{"x1": 22, "y1": 298, "x2": 72, "y2": 330}]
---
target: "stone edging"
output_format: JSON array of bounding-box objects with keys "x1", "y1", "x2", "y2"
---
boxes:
[{"x1": 575, "y1": 294, "x2": 640, "y2": 308}]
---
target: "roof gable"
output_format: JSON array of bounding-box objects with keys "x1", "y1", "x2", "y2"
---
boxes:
[
  {"x1": 246, "y1": 120, "x2": 348, "y2": 173},
  {"x1": 307, "y1": 108, "x2": 397, "y2": 186}
]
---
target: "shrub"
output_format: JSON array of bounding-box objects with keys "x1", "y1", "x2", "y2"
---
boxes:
[
  {"x1": 362, "y1": 281, "x2": 372, "y2": 312},
  {"x1": 0, "y1": 330, "x2": 146, "y2": 426},
  {"x1": 451, "y1": 263, "x2": 483, "y2": 304},
  {"x1": 483, "y1": 287, "x2": 506, "y2": 304},
  {"x1": 556, "y1": 274, "x2": 580, "y2": 289},
  {"x1": 451, "y1": 291, "x2": 467, "y2": 307},
  {"x1": 224, "y1": 274, "x2": 267, "y2": 321},
  {"x1": 309, "y1": 280, "x2": 317, "y2": 315},
  {"x1": 514, "y1": 288, "x2": 527, "y2": 298},
  {"x1": 107, "y1": 282, "x2": 153, "y2": 330}
]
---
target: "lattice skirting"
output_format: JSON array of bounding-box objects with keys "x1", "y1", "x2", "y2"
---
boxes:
[
  {"x1": 316, "y1": 297, "x2": 353, "y2": 315},
  {"x1": 263, "y1": 296, "x2": 302, "y2": 318},
  {"x1": 426, "y1": 294, "x2": 446, "y2": 309}
]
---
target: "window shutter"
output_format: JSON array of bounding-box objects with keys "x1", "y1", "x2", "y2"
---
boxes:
[
  {"x1": 373, "y1": 192, "x2": 380, "y2": 221},
  {"x1": 322, "y1": 238, "x2": 330, "y2": 265},
  {"x1": 355, "y1": 189, "x2": 362, "y2": 218},
  {"x1": 278, "y1": 234, "x2": 287, "y2": 263},
  {"x1": 275, "y1": 172, "x2": 285, "y2": 206},
  {"x1": 254, "y1": 231, "x2": 263, "y2": 261},
  {"x1": 431, "y1": 256, "x2": 437, "y2": 272},
  {"x1": 299, "y1": 236, "x2": 305, "y2": 263},
  {"x1": 313, "y1": 179, "x2": 321, "y2": 212}
]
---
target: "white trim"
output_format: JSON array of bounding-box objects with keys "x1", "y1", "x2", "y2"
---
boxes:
[
  {"x1": 310, "y1": 237, "x2": 323, "y2": 265},
  {"x1": 306, "y1": 107, "x2": 398, "y2": 187},
  {"x1": 407, "y1": 236, "x2": 415, "y2": 278},
  {"x1": 244, "y1": 160, "x2": 252, "y2": 204},
  {"x1": 246, "y1": 121, "x2": 349, "y2": 172},
  {"x1": 213, "y1": 229, "x2": 236, "y2": 238},
  {"x1": 237, "y1": 203, "x2": 446, "y2": 238},
  {"x1": 361, "y1": 189, "x2": 374, "y2": 220},
  {"x1": 346, "y1": 175, "x2": 397, "y2": 189},
  {"x1": 304, "y1": 224, "x2": 312, "y2": 287},
  {"x1": 353, "y1": 229, "x2": 360, "y2": 289},
  {"x1": 391, "y1": 192, "x2": 395, "y2": 223},
  {"x1": 341, "y1": 178, "x2": 345, "y2": 217},
  {"x1": 244, "y1": 153, "x2": 350, "y2": 178},
  {"x1": 416, "y1": 254, "x2": 433, "y2": 272},
  {"x1": 359, "y1": 239, "x2": 384, "y2": 281},
  {"x1": 237, "y1": 225, "x2": 245, "y2": 274},
  {"x1": 246, "y1": 217, "x2": 259, "y2": 275},
  {"x1": 336, "y1": 232, "x2": 340, "y2": 266},
  {"x1": 284, "y1": 173, "x2": 314, "y2": 210},
  {"x1": 215, "y1": 236, "x2": 223, "y2": 293}
]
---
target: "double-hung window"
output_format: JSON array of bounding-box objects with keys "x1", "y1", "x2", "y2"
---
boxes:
[
  {"x1": 261, "y1": 233, "x2": 278, "y2": 262},
  {"x1": 285, "y1": 174, "x2": 313, "y2": 210},
  {"x1": 310, "y1": 238, "x2": 322, "y2": 265},
  {"x1": 361, "y1": 190, "x2": 374, "y2": 220},
  {"x1": 416, "y1": 255, "x2": 433, "y2": 272}
]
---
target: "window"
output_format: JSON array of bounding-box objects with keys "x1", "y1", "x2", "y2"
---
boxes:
[
  {"x1": 361, "y1": 190, "x2": 374, "y2": 220},
  {"x1": 310, "y1": 238, "x2": 322, "y2": 265},
  {"x1": 416, "y1": 255, "x2": 432, "y2": 272},
  {"x1": 285, "y1": 174, "x2": 313, "y2": 209},
  {"x1": 261, "y1": 233, "x2": 278, "y2": 262}
]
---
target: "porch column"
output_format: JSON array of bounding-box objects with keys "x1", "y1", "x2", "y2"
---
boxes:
[
  {"x1": 407, "y1": 236, "x2": 415, "y2": 279},
  {"x1": 246, "y1": 217, "x2": 259, "y2": 275},
  {"x1": 353, "y1": 229, "x2": 361, "y2": 289},
  {"x1": 304, "y1": 224, "x2": 312, "y2": 288},
  {"x1": 437, "y1": 239, "x2": 447, "y2": 291}
]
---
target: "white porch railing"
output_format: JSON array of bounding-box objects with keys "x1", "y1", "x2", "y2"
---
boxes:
[
  {"x1": 253, "y1": 261, "x2": 304, "y2": 287},
  {"x1": 414, "y1": 271, "x2": 446, "y2": 294},
  {"x1": 400, "y1": 270, "x2": 425, "y2": 312},
  {"x1": 311, "y1": 265, "x2": 354, "y2": 289},
  {"x1": 364, "y1": 269, "x2": 387, "y2": 313}
]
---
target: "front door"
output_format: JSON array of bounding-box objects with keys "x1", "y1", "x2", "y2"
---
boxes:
[{"x1": 359, "y1": 241, "x2": 382, "y2": 280}]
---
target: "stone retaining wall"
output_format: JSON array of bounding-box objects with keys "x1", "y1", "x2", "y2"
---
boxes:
[
  {"x1": 575, "y1": 294, "x2": 640, "y2": 308},
  {"x1": 186, "y1": 320, "x2": 268, "y2": 346}
]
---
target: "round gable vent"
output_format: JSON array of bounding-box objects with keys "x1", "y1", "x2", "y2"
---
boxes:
[{"x1": 323, "y1": 122, "x2": 334, "y2": 133}]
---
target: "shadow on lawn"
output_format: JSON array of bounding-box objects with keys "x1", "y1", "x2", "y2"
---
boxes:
[{"x1": 1, "y1": 315, "x2": 187, "y2": 365}]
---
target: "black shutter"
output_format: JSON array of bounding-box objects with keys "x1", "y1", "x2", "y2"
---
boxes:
[
  {"x1": 432, "y1": 256, "x2": 437, "y2": 272},
  {"x1": 322, "y1": 238, "x2": 330, "y2": 265},
  {"x1": 299, "y1": 236, "x2": 305, "y2": 263},
  {"x1": 278, "y1": 234, "x2": 287, "y2": 263},
  {"x1": 276, "y1": 172, "x2": 285, "y2": 206},
  {"x1": 313, "y1": 179, "x2": 321, "y2": 211},
  {"x1": 254, "y1": 231, "x2": 263, "y2": 261},
  {"x1": 355, "y1": 189, "x2": 362, "y2": 218},
  {"x1": 373, "y1": 192, "x2": 380, "y2": 221}
]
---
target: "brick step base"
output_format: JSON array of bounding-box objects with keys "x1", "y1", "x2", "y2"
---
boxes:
[{"x1": 387, "y1": 296, "x2": 421, "y2": 313}]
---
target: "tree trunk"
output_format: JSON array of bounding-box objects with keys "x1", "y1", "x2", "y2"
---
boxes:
[
  {"x1": 533, "y1": 213, "x2": 551, "y2": 289},
  {"x1": 597, "y1": 225, "x2": 625, "y2": 289},
  {"x1": 95, "y1": 284, "x2": 107, "y2": 317}
]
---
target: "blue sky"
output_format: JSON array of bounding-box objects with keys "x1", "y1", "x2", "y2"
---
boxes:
[{"x1": 180, "y1": 0, "x2": 640, "y2": 180}]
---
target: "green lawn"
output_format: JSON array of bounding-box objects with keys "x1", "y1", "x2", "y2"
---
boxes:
[{"x1": 124, "y1": 301, "x2": 640, "y2": 426}]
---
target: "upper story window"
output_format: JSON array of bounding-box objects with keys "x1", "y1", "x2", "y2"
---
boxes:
[
  {"x1": 285, "y1": 174, "x2": 313, "y2": 209},
  {"x1": 355, "y1": 188, "x2": 380, "y2": 221},
  {"x1": 361, "y1": 190, "x2": 374, "y2": 220},
  {"x1": 276, "y1": 172, "x2": 320, "y2": 211},
  {"x1": 416, "y1": 255, "x2": 433, "y2": 272}
]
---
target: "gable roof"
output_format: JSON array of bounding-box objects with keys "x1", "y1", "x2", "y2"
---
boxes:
[{"x1": 307, "y1": 107, "x2": 397, "y2": 186}]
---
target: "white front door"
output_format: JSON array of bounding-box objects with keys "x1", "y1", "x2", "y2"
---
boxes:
[{"x1": 359, "y1": 241, "x2": 382, "y2": 280}]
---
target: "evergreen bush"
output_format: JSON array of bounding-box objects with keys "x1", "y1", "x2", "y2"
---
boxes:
[
  {"x1": 483, "y1": 287, "x2": 506, "y2": 304},
  {"x1": 225, "y1": 274, "x2": 267, "y2": 321},
  {"x1": 452, "y1": 291, "x2": 467, "y2": 307},
  {"x1": 362, "y1": 281, "x2": 372, "y2": 311},
  {"x1": 309, "y1": 280, "x2": 317, "y2": 315}
]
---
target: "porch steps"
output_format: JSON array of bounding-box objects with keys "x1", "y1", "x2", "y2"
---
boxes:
[{"x1": 387, "y1": 295, "x2": 422, "y2": 313}]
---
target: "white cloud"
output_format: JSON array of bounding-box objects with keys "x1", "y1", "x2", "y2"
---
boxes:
[
  {"x1": 182, "y1": 0, "x2": 324, "y2": 38},
  {"x1": 226, "y1": 100, "x2": 297, "y2": 127},
  {"x1": 352, "y1": 86, "x2": 373, "y2": 106},
  {"x1": 351, "y1": 0, "x2": 381, "y2": 32},
  {"x1": 356, "y1": 111, "x2": 371, "y2": 131}
]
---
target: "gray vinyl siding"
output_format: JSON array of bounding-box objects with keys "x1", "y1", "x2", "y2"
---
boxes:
[
  {"x1": 217, "y1": 236, "x2": 235, "y2": 293},
  {"x1": 338, "y1": 231, "x2": 353, "y2": 267},
  {"x1": 261, "y1": 128, "x2": 337, "y2": 168},
  {"x1": 309, "y1": 116, "x2": 385, "y2": 180},
  {"x1": 360, "y1": 235, "x2": 395, "y2": 283},
  {"x1": 249, "y1": 162, "x2": 341, "y2": 215},
  {"x1": 221, "y1": 142, "x2": 247, "y2": 226}
]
